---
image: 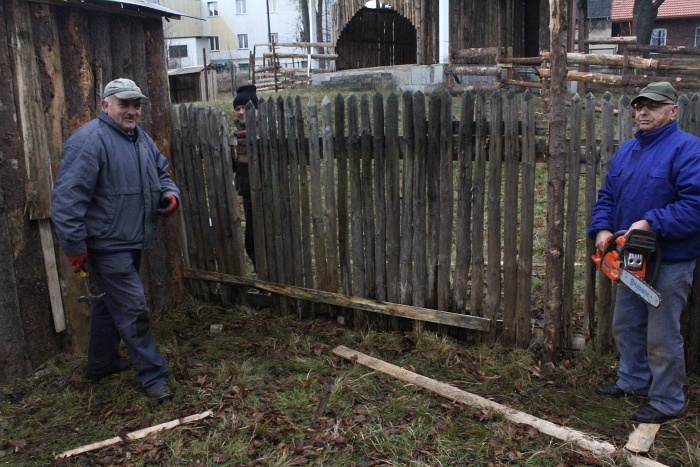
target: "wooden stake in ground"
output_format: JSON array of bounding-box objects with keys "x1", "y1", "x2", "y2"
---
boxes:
[
  {"x1": 55, "y1": 410, "x2": 213, "y2": 459},
  {"x1": 332, "y1": 346, "x2": 667, "y2": 467}
]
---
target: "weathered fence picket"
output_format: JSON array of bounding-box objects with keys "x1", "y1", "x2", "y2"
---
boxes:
[{"x1": 171, "y1": 89, "x2": 700, "y2": 372}]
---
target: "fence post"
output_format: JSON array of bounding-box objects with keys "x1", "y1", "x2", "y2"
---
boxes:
[
  {"x1": 594, "y1": 92, "x2": 616, "y2": 353},
  {"x1": 485, "y1": 90, "x2": 503, "y2": 336},
  {"x1": 471, "y1": 91, "x2": 487, "y2": 319},
  {"x1": 437, "y1": 90, "x2": 454, "y2": 313},
  {"x1": 411, "y1": 91, "x2": 428, "y2": 315},
  {"x1": 583, "y1": 93, "x2": 598, "y2": 343},
  {"x1": 453, "y1": 92, "x2": 474, "y2": 315},
  {"x1": 399, "y1": 92, "x2": 415, "y2": 307},
  {"x1": 385, "y1": 93, "x2": 401, "y2": 309},
  {"x1": 502, "y1": 89, "x2": 519, "y2": 346},
  {"x1": 516, "y1": 91, "x2": 536, "y2": 348},
  {"x1": 372, "y1": 92, "x2": 387, "y2": 304},
  {"x1": 562, "y1": 94, "x2": 582, "y2": 349}
]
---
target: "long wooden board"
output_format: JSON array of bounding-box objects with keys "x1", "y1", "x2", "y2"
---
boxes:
[
  {"x1": 332, "y1": 345, "x2": 667, "y2": 467},
  {"x1": 184, "y1": 268, "x2": 491, "y2": 332}
]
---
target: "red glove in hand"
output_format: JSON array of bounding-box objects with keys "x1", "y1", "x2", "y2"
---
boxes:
[
  {"x1": 157, "y1": 193, "x2": 179, "y2": 217},
  {"x1": 67, "y1": 251, "x2": 87, "y2": 273}
]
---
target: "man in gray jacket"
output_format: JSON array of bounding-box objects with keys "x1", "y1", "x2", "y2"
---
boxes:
[{"x1": 52, "y1": 78, "x2": 179, "y2": 402}]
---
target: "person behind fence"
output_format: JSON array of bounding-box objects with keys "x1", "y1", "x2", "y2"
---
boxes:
[
  {"x1": 231, "y1": 84, "x2": 259, "y2": 270},
  {"x1": 588, "y1": 82, "x2": 700, "y2": 423},
  {"x1": 51, "y1": 78, "x2": 180, "y2": 402}
]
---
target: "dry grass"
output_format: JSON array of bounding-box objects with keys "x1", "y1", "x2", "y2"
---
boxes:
[{"x1": 1, "y1": 297, "x2": 698, "y2": 465}]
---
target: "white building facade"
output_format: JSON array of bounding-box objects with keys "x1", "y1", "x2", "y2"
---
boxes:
[{"x1": 160, "y1": 0, "x2": 306, "y2": 70}]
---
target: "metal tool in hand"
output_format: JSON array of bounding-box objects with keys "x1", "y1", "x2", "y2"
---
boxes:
[
  {"x1": 77, "y1": 266, "x2": 105, "y2": 303},
  {"x1": 592, "y1": 229, "x2": 662, "y2": 308}
]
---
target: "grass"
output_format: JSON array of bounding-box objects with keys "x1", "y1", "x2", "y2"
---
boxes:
[{"x1": 1, "y1": 297, "x2": 699, "y2": 465}]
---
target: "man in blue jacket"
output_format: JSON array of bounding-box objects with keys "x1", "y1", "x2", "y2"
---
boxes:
[
  {"x1": 588, "y1": 82, "x2": 700, "y2": 423},
  {"x1": 52, "y1": 78, "x2": 180, "y2": 402}
]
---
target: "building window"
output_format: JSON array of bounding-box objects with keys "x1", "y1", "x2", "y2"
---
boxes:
[
  {"x1": 696, "y1": 27, "x2": 700, "y2": 47},
  {"x1": 268, "y1": 0, "x2": 278, "y2": 13},
  {"x1": 169, "y1": 45, "x2": 188, "y2": 59},
  {"x1": 270, "y1": 33, "x2": 278, "y2": 44},
  {"x1": 236, "y1": 0, "x2": 246, "y2": 14},
  {"x1": 207, "y1": 1, "x2": 218, "y2": 17},
  {"x1": 209, "y1": 36, "x2": 220, "y2": 52},
  {"x1": 238, "y1": 34, "x2": 248, "y2": 49},
  {"x1": 650, "y1": 28, "x2": 667, "y2": 46}
]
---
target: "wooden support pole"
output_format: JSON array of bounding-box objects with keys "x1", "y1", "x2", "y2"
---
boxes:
[
  {"x1": 332, "y1": 346, "x2": 667, "y2": 467},
  {"x1": 184, "y1": 268, "x2": 491, "y2": 332}
]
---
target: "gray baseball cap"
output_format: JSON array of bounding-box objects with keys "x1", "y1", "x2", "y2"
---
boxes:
[{"x1": 102, "y1": 78, "x2": 148, "y2": 100}]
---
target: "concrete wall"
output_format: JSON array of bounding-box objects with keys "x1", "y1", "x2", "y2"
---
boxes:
[{"x1": 312, "y1": 64, "x2": 447, "y2": 93}]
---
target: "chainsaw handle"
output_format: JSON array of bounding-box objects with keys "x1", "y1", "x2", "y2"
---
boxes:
[{"x1": 601, "y1": 230, "x2": 627, "y2": 258}]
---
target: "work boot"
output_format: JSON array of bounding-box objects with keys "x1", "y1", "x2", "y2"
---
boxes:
[
  {"x1": 86, "y1": 358, "x2": 133, "y2": 381},
  {"x1": 595, "y1": 382, "x2": 643, "y2": 398},
  {"x1": 146, "y1": 384, "x2": 174, "y2": 402},
  {"x1": 631, "y1": 405, "x2": 680, "y2": 424}
]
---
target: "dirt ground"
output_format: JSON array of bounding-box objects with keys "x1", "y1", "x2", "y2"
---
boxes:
[{"x1": 1, "y1": 296, "x2": 699, "y2": 466}]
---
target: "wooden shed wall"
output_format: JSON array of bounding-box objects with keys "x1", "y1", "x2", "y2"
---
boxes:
[
  {"x1": 332, "y1": 0, "x2": 439, "y2": 64},
  {"x1": 332, "y1": 0, "x2": 533, "y2": 64},
  {"x1": 0, "y1": 0, "x2": 183, "y2": 383}
]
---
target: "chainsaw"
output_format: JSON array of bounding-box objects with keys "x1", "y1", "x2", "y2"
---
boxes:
[{"x1": 592, "y1": 229, "x2": 662, "y2": 308}]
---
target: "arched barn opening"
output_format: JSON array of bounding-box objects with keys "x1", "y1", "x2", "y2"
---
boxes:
[{"x1": 335, "y1": 6, "x2": 417, "y2": 71}]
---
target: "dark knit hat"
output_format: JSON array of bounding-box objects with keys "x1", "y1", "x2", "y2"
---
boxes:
[{"x1": 233, "y1": 84, "x2": 258, "y2": 109}]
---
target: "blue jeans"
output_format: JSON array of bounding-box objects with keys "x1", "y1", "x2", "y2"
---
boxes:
[
  {"x1": 86, "y1": 250, "x2": 169, "y2": 390},
  {"x1": 613, "y1": 260, "x2": 695, "y2": 416}
]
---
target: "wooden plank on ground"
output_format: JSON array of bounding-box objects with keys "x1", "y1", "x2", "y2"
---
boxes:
[
  {"x1": 185, "y1": 268, "x2": 491, "y2": 332},
  {"x1": 332, "y1": 346, "x2": 668, "y2": 467},
  {"x1": 55, "y1": 410, "x2": 213, "y2": 459},
  {"x1": 625, "y1": 424, "x2": 661, "y2": 454}
]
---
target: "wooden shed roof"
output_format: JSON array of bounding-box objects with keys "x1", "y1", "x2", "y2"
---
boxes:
[
  {"x1": 26, "y1": 0, "x2": 198, "y2": 19},
  {"x1": 611, "y1": 0, "x2": 700, "y2": 21}
]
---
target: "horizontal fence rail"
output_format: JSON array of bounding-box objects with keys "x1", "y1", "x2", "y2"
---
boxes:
[{"x1": 170, "y1": 90, "x2": 700, "y2": 370}]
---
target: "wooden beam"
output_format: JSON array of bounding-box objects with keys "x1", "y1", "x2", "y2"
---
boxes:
[
  {"x1": 184, "y1": 268, "x2": 491, "y2": 332},
  {"x1": 584, "y1": 36, "x2": 637, "y2": 45},
  {"x1": 332, "y1": 346, "x2": 668, "y2": 467},
  {"x1": 541, "y1": 51, "x2": 658, "y2": 70}
]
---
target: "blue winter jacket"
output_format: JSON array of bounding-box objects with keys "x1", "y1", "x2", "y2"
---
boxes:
[
  {"x1": 588, "y1": 121, "x2": 700, "y2": 262},
  {"x1": 51, "y1": 112, "x2": 180, "y2": 256}
]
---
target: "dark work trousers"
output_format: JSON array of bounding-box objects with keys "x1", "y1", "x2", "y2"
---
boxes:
[
  {"x1": 243, "y1": 196, "x2": 256, "y2": 269},
  {"x1": 86, "y1": 250, "x2": 169, "y2": 390}
]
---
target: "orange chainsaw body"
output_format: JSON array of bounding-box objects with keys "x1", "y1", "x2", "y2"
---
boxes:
[{"x1": 592, "y1": 235, "x2": 647, "y2": 282}]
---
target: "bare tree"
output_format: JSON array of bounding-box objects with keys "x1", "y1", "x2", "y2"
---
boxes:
[
  {"x1": 299, "y1": 0, "x2": 311, "y2": 42},
  {"x1": 634, "y1": 0, "x2": 665, "y2": 45}
]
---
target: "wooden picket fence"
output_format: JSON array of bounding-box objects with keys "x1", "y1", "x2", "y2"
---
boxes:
[{"x1": 169, "y1": 90, "x2": 700, "y2": 370}]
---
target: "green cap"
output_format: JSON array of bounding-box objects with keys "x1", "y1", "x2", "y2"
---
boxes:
[
  {"x1": 631, "y1": 82, "x2": 678, "y2": 106},
  {"x1": 102, "y1": 78, "x2": 148, "y2": 100}
]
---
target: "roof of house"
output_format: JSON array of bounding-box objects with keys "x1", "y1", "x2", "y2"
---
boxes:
[{"x1": 611, "y1": 0, "x2": 700, "y2": 21}]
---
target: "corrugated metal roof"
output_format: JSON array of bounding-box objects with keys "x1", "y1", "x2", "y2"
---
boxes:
[{"x1": 612, "y1": 0, "x2": 700, "y2": 21}]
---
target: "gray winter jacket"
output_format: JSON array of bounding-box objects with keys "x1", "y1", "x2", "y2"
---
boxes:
[{"x1": 51, "y1": 112, "x2": 180, "y2": 256}]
